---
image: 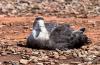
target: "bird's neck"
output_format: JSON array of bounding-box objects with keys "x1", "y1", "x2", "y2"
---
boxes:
[
  {"x1": 38, "y1": 20, "x2": 48, "y2": 32},
  {"x1": 38, "y1": 20, "x2": 45, "y2": 26}
]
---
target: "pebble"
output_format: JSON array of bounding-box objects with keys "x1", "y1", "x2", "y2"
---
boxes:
[
  {"x1": 59, "y1": 56, "x2": 66, "y2": 60},
  {"x1": 36, "y1": 62, "x2": 43, "y2": 65},
  {"x1": 73, "y1": 52, "x2": 78, "y2": 57},
  {"x1": 19, "y1": 59, "x2": 29, "y2": 65},
  {"x1": 32, "y1": 51, "x2": 39, "y2": 55},
  {"x1": 11, "y1": 61, "x2": 20, "y2": 65},
  {"x1": 0, "y1": 62, "x2": 2, "y2": 65},
  {"x1": 53, "y1": 52, "x2": 59, "y2": 59},
  {"x1": 32, "y1": 59, "x2": 38, "y2": 63},
  {"x1": 60, "y1": 64, "x2": 69, "y2": 65},
  {"x1": 29, "y1": 56, "x2": 38, "y2": 63},
  {"x1": 1, "y1": 52, "x2": 7, "y2": 56},
  {"x1": 23, "y1": 26, "x2": 29, "y2": 29}
]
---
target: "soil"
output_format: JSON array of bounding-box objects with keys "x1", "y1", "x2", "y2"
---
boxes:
[{"x1": 0, "y1": 15, "x2": 100, "y2": 65}]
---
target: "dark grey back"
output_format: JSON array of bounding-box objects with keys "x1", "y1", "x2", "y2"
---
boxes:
[{"x1": 27, "y1": 22, "x2": 89, "y2": 50}]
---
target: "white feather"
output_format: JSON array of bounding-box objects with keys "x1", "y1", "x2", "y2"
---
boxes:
[{"x1": 32, "y1": 19, "x2": 49, "y2": 40}]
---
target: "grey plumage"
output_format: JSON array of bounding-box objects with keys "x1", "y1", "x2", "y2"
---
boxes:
[{"x1": 27, "y1": 16, "x2": 89, "y2": 50}]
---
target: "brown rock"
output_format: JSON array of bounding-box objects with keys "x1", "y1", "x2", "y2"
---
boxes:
[
  {"x1": 59, "y1": 56, "x2": 66, "y2": 60},
  {"x1": 19, "y1": 59, "x2": 29, "y2": 65},
  {"x1": 53, "y1": 52, "x2": 59, "y2": 59},
  {"x1": 36, "y1": 62, "x2": 43, "y2": 65}
]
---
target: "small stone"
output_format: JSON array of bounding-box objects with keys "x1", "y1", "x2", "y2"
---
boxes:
[
  {"x1": 56, "y1": 0, "x2": 65, "y2": 3},
  {"x1": 12, "y1": 10, "x2": 17, "y2": 14},
  {"x1": 32, "y1": 59, "x2": 38, "y2": 63},
  {"x1": 35, "y1": 0, "x2": 43, "y2": 3},
  {"x1": 0, "y1": 25, "x2": 5, "y2": 28},
  {"x1": 91, "y1": 51, "x2": 100, "y2": 56},
  {"x1": 59, "y1": 56, "x2": 66, "y2": 60},
  {"x1": 53, "y1": 52, "x2": 59, "y2": 59},
  {"x1": 78, "y1": 51, "x2": 86, "y2": 58},
  {"x1": 78, "y1": 63, "x2": 83, "y2": 65},
  {"x1": 0, "y1": 62, "x2": 2, "y2": 65},
  {"x1": 23, "y1": 26, "x2": 29, "y2": 29},
  {"x1": 29, "y1": 56, "x2": 38, "y2": 63},
  {"x1": 87, "y1": 61, "x2": 92, "y2": 64},
  {"x1": 54, "y1": 60, "x2": 59, "y2": 63},
  {"x1": 43, "y1": 62, "x2": 51, "y2": 65},
  {"x1": 84, "y1": 57, "x2": 93, "y2": 61},
  {"x1": 50, "y1": 62, "x2": 55, "y2": 65},
  {"x1": 63, "y1": 50, "x2": 72, "y2": 54},
  {"x1": 36, "y1": 62, "x2": 43, "y2": 65},
  {"x1": 70, "y1": 62, "x2": 81, "y2": 64},
  {"x1": 73, "y1": 52, "x2": 78, "y2": 57},
  {"x1": 88, "y1": 20, "x2": 97, "y2": 27},
  {"x1": 78, "y1": 52, "x2": 82, "y2": 57},
  {"x1": 3, "y1": 61, "x2": 10, "y2": 64},
  {"x1": 60, "y1": 64, "x2": 69, "y2": 65},
  {"x1": 11, "y1": 61, "x2": 20, "y2": 65},
  {"x1": 1, "y1": 52, "x2": 7, "y2": 56},
  {"x1": 56, "y1": 49, "x2": 63, "y2": 54},
  {"x1": 32, "y1": 51, "x2": 39, "y2": 55},
  {"x1": 19, "y1": 59, "x2": 29, "y2": 65},
  {"x1": 6, "y1": 4, "x2": 14, "y2": 9},
  {"x1": 30, "y1": 56, "x2": 38, "y2": 60},
  {"x1": 41, "y1": 56, "x2": 48, "y2": 61}
]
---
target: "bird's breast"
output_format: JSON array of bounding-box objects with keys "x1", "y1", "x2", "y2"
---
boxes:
[{"x1": 37, "y1": 31, "x2": 50, "y2": 40}]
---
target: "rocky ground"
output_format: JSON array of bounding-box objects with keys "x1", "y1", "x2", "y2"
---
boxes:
[
  {"x1": 0, "y1": 16, "x2": 99, "y2": 65},
  {"x1": 0, "y1": 0, "x2": 100, "y2": 18},
  {"x1": 0, "y1": 0, "x2": 100, "y2": 65}
]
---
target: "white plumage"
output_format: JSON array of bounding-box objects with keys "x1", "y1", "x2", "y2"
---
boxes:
[
  {"x1": 32, "y1": 17, "x2": 49, "y2": 40},
  {"x1": 27, "y1": 16, "x2": 50, "y2": 48}
]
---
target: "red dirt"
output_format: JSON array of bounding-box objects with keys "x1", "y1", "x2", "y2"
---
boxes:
[
  {"x1": 0, "y1": 16, "x2": 100, "y2": 43},
  {"x1": 0, "y1": 16, "x2": 100, "y2": 24},
  {"x1": 0, "y1": 16, "x2": 100, "y2": 64}
]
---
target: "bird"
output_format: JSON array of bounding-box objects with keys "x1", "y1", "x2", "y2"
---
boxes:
[
  {"x1": 27, "y1": 16, "x2": 89, "y2": 50},
  {"x1": 27, "y1": 16, "x2": 50, "y2": 49}
]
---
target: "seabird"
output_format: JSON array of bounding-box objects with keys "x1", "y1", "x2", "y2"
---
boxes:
[{"x1": 27, "y1": 16, "x2": 49, "y2": 48}]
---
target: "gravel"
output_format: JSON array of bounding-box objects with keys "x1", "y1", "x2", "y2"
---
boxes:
[
  {"x1": 0, "y1": 15, "x2": 99, "y2": 65},
  {"x1": 0, "y1": 0, "x2": 100, "y2": 18}
]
